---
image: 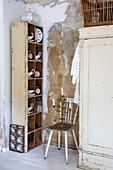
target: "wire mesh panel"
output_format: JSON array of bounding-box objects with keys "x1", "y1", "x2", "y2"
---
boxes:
[
  {"x1": 9, "y1": 124, "x2": 24, "y2": 153},
  {"x1": 81, "y1": 0, "x2": 113, "y2": 27}
]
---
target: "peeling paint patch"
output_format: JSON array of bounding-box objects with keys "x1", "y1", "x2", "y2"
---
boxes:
[
  {"x1": 22, "y1": 0, "x2": 69, "y2": 7},
  {"x1": 45, "y1": 0, "x2": 82, "y2": 148},
  {"x1": 53, "y1": 71, "x2": 55, "y2": 76},
  {"x1": 50, "y1": 0, "x2": 69, "y2": 8}
]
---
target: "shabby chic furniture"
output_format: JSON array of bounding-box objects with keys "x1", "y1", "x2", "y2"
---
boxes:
[
  {"x1": 44, "y1": 97, "x2": 79, "y2": 164},
  {"x1": 79, "y1": 25, "x2": 113, "y2": 169},
  {"x1": 11, "y1": 22, "x2": 43, "y2": 152}
]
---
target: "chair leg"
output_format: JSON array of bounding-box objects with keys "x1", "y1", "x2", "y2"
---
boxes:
[
  {"x1": 44, "y1": 129, "x2": 47, "y2": 144},
  {"x1": 65, "y1": 131, "x2": 68, "y2": 164},
  {"x1": 44, "y1": 130, "x2": 53, "y2": 159},
  {"x1": 58, "y1": 131, "x2": 60, "y2": 150},
  {"x1": 72, "y1": 129, "x2": 79, "y2": 151}
]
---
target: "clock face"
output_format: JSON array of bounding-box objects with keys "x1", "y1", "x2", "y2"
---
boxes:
[{"x1": 35, "y1": 28, "x2": 43, "y2": 43}]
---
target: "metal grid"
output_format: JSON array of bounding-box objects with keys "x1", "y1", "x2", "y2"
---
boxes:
[{"x1": 81, "y1": 0, "x2": 113, "y2": 27}]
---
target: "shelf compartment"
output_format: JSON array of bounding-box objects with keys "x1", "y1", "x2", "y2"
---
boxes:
[
  {"x1": 35, "y1": 79, "x2": 42, "y2": 95},
  {"x1": 28, "y1": 23, "x2": 35, "y2": 42},
  {"x1": 35, "y1": 129, "x2": 42, "y2": 147},
  {"x1": 35, "y1": 113, "x2": 42, "y2": 130},
  {"x1": 28, "y1": 44, "x2": 35, "y2": 60},
  {"x1": 28, "y1": 80, "x2": 35, "y2": 91},
  {"x1": 28, "y1": 115, "x2": 35, "y2": 133},
  {"x1": 35, "y1": 96, "x2": 42, "y2": 113},
  {"x1": 28, "y1": 132, "x2": 35, "y2": 151},
  {"x1": 36, "y1": 62, "x2": 43, "y2": 78},
  {"x1": 35, "y1": 26, "x2": 43, "y2": 44},
  {"x1": 28, "y1": 98, "x2": 35, "y2": 115},
  {"x1": 35, "y1": 45, "x2": 43, "y2": 61},
  {"x1": 28, "y1": 62, "x2": 36, "y2": 78}
]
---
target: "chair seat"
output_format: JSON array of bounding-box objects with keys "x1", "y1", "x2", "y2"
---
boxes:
[{"x1": 47, "y1": 123, "x2": 74, "y2": 131}]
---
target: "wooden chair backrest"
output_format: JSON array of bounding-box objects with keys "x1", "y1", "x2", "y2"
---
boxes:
[{"x1": 59, "y1": 98, "x2": 79, "y2": 125}]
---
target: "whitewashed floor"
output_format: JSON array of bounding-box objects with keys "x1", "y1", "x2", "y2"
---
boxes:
[{"x1": 0, "y1": 145, "x2": 80, "y2": 170}]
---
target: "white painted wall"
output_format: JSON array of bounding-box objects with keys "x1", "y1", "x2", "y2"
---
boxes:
[
  {"x1": 0, "y1": 0, "x2": 26, "y2": 147},
  {"x1": 0, "y1": 0, "x2": 5, "y2": 147},
  {"x1": 0, "y1": 0, "x2": 69, "y2": 147},
  {"x1": 29, "y1": 2, "x2": 69, "y2": 117}
]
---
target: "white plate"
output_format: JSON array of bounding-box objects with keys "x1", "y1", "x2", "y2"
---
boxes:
[
  {"x1": 28, "y1": 93, "x2": 35, "y2": 96},
  {"x1": 29, "y1": 40, "x2": 34, "y2": 42},
  {"x1": 35, "y1": 28, "x2": 43, "y2": 43},
  {"x1": 28, "y1": 90, "x2": 34, "y2": 94}
]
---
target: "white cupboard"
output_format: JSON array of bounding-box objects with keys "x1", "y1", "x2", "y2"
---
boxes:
[{"x1": 79, "y1": 25, "x2": 113, "y2": 170}]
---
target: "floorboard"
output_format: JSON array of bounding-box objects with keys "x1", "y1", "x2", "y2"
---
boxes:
[{"x1": 0, "y1": 145, "x2": 80, "y2": 170}]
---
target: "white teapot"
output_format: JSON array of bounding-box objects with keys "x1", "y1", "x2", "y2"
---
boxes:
[{"x1": 28, "y1": 69, "x2": 35, "y2": 78}]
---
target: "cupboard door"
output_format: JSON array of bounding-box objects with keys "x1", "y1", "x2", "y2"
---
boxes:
[{"x1": 81, "y1": 38, "x2": 113, "y2": 156}]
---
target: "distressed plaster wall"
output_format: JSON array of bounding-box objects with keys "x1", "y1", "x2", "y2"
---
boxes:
[
  {"x1": 47, "y1": 1, "x2": 82, "y2": 148},
  {"x1": 0, "y1": 0, "x2": 26, "y2": 148},
  {"x1": 30, "y1": 0, "x2": 82, "y2": 148}
]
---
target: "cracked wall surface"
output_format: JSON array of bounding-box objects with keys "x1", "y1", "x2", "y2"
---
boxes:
[
  {"x1": 42, "y1": 0, "x2": 82, "y2": 148},
  {"x1": 22, "y1": 0, "x2": 69, "y2": 7}
]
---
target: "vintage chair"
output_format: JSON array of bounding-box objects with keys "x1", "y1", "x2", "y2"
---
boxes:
[{"x1": 44, "y1": 98, "x2": 79, "y2": 164}]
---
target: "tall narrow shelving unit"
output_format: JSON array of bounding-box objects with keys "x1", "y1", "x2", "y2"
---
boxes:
[{"x1": 11, "y1": 22, "x2": 43, "y2": 152}]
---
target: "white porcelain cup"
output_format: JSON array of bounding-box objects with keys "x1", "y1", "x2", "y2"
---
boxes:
[
  {"x1": 35, "y1": 52, "x2": 42, "y2": 60},
  {"x1": 36, "y1": 88, "x2": 40, "y2": 94},
  {"x1": 28, "y1": 52, "x2": 33, "y2": 60},
  {"x1": 28, "y1": 69, "x2": 35, "y2": 78},
  {"x1": 28, "y1": 33, "x2": 34, "y2": 41},
  {"x1": 35, "y1": 71, "x2": 40, "y2": 77}
]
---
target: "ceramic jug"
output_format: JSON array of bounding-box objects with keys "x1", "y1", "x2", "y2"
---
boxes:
[
  {"x1": 28, "y1": 33, "x2": 34, "y2": 41},
  {"x1": 28, "y1": 103, "x2": 34, "y2": 114},
  {"x1": 28, "y1": 69, "x2": 35, "y2": 78},
  {"x1": 35, "y1": 52, "x2": 42, "y2": 60}
]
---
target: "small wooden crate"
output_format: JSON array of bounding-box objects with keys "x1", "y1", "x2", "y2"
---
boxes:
[{"x1": 81, "y1": 0, "x2": 113, "y2": 27}]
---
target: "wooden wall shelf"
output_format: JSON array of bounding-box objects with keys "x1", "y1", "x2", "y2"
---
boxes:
[{"x1": 11, "y1": 22, "x2": 43, "y2": 152}]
